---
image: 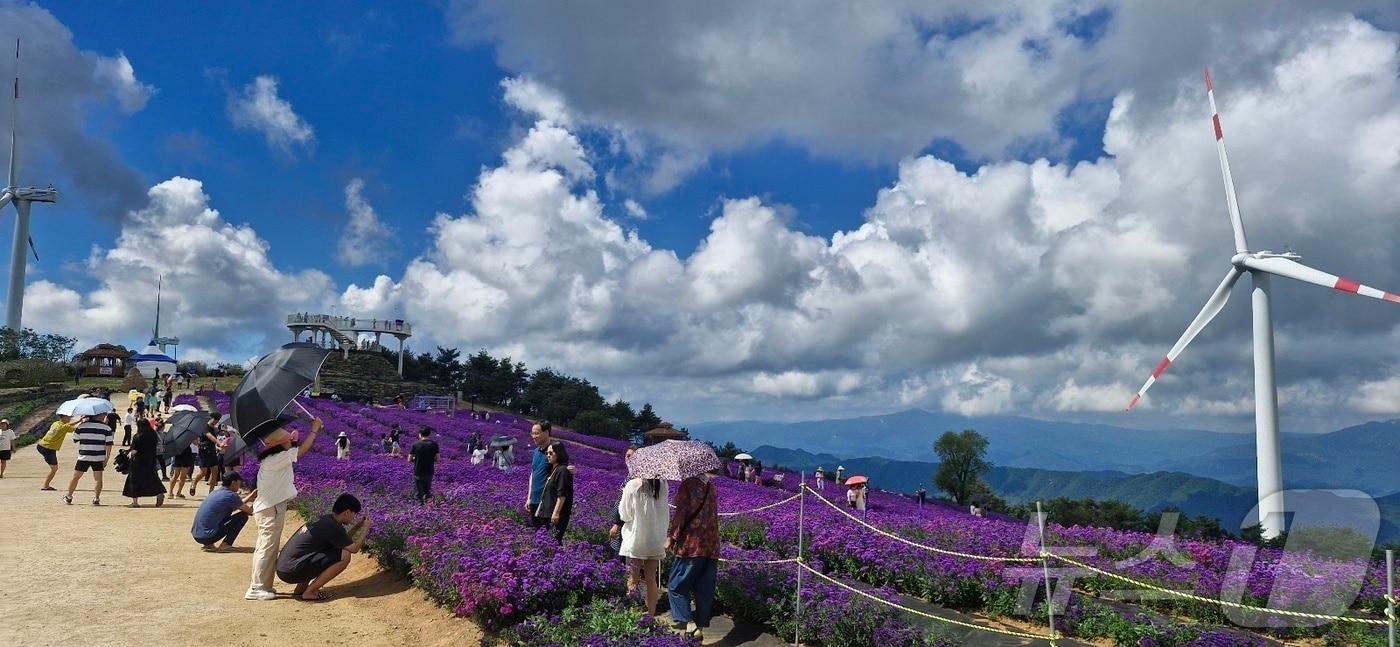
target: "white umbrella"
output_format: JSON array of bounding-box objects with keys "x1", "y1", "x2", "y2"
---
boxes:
[
  {"x1": 170, "y1": 404, "x2": 198, "y2": 412},
  {"x1": 56, "y1": 397, "x2": 114, "y2": 417},
  {"x1": 733, "y1": 453, "x2": 753, "y2": 461}
]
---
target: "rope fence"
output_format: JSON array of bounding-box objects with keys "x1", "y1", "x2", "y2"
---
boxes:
[
  {"x1": 802, "y1": 485, "x2": 1040, "y2": 563},
  {"x1": 1044, "y1": 553, "x2": 1389, "y2": 626},
  {"x1": 694, "y1": 476, "x2": 1397, "y2": 645},
  {"x1": 797, "y1": 560, "x2": 1060, "y2": 643},
  {"x1": 668, "y1": 492, "x2": 802, "y2": 517}
]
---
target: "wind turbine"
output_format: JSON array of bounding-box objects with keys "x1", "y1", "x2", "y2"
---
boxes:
[
  {"x1": 1, "y1": 39, "x2": 59, "y2": 331},
  {"x1": 1126, "y1": 69, "x2": 1400, "y2": 539}
]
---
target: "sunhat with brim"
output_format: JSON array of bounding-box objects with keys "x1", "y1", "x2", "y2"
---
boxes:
[{"x1": 337, "y1": 431, "x2": 348, "y2": 438}]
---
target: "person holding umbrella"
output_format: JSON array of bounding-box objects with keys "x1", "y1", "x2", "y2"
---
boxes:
[
  {"x1": 617, "y1": 450, "x2": 668, "y2": 615},
  {"x1": 226, "y1": 342, "x2": 333, "y2": 601},
  {"x1": 122, "y1": 417, "x2": 166, "y2": 507},
  {"x1": 245, "y1": 417, "x2": 323, "y2": 600},
  {"x1": 64, "y1": 411, "x2": 116, "y2": 506},
  {"x1": 628, "y1": 439, "x2": 722, "y2": 640}
]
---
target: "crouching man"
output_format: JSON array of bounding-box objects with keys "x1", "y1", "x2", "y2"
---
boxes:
[
  {"x1": 191, "y1": 473, "x2": 257, "y2": 552},
  {"x1": 275, "y1": 493, "x2": 370, "y2": 602}
]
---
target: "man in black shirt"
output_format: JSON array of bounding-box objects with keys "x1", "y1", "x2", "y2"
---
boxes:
[
  {"x1": 276, "y1": 493, "x2": 369, "y2": 602},
  {"x1": 408, "y1": 427, "x2": 439, "y2": 503}
]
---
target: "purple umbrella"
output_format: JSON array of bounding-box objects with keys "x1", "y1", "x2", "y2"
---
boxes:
[{"x1": 626, "y1": 440, "x2": 722, "y2": 481}]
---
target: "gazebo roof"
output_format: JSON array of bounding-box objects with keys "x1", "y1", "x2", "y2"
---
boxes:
[
  {"x1": 78, "y1": 344, "x2": 133, "y2": 359},
  {"x1": 643, "y1": 422, "x2": 688, "y2": 440}
]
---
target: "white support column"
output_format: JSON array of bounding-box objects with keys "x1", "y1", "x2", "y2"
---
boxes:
[
  {"x1": 397, "y1": 336, "x2": 405, "y2": 376},
  {"x1": 1251, "y1": 272, "x2": 1285, "y2": 539},
  {"x1": 5, "y1": 200, "x2": 32, "y2": 330}
]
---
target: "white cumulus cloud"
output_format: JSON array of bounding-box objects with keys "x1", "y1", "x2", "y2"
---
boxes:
[
  {"x1": 337, "y1": 178, "x2": 395, "y2": 267},
  {"x1": 227, "y1": 75, "x2": 315, "y2": 155}
]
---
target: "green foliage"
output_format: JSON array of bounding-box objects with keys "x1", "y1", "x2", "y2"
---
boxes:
[
  {"x1": 504, "y1": 598, "x2": 694, "y2": 647},
  {"x1": 932, "y1": 429, "x2": 991, "y2": 506},
  {"x1": 571, "y1": 409, "x2": 628, "y2": 439},
  {"x1": 0, "y1": 327, "x2": 76, "y2": 363},
  {"x1": 709, "y1": 441, "x2": 744, "y2": 460},
  {"x1": 1285, "y1": 524, "x2": 1376, "y2": 560}
]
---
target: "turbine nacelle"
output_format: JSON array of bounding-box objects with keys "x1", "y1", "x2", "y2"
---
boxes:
[
  {"x1": 10, "y1": 186, "x2": 57, "y2": 203},
  {"x1": 1231, "y1": 250, "x2": 1301, "y2": 268}
]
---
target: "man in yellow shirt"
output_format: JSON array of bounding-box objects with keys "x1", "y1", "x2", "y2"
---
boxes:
[{"x1": 36, "y1": 418, "x2": 76, "y2": 491}]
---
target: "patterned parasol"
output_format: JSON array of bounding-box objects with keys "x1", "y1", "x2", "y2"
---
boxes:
[{"x1": 626, "y1": 439, "x2": 722, "y2": 481}]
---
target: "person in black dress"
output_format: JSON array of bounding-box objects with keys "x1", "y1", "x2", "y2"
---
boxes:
[
  {"x1": 123, "y1": 418, "x2": 167, "y2": 507},
  {"x1": 534, "y1": 442, "x2": 573, "y2": 543}
]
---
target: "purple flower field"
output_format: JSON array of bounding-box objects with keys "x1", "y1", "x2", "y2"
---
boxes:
[{"x1": 205, "y1": 391, "x2": 1395, "y2": 646}]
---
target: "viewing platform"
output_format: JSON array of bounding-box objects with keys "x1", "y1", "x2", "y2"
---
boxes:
[{"x1": 287, "y1": 313, "x2": 412, "y2": 375}]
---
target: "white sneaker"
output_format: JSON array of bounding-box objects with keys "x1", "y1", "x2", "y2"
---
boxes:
[{"x1": 244, "y1": 589, "x2": 277, "y2": 601}]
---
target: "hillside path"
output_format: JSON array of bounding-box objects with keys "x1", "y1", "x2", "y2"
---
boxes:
[{"x1": 0, "y1": 390, "x2": 484, "y2": 647}]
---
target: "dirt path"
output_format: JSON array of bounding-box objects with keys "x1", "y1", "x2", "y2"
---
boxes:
[{"x1": 0, "y1": 391, "x2": 485, "y2": 647}]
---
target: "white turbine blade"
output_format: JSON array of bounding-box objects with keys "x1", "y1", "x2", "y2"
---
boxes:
[
  {"x1": 1127, "y1": 267, "x2": 1244, "y2": 410},
  {"x1": 1205, "y1": 68, "x2": 1249, "y2": 254},
  {"x1": 8, "y1": 38, "x2": 16, "y2": 189},
  {"x1": 0, "y1": 190, "x2": 10, "y2": 210},
  {"x1": 1242, "y1": 256, "x2": 1400, "y2": 305}
]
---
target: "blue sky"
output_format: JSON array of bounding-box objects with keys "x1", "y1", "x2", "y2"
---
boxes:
[{"x1": 7, "y1": 2, "x2": 1400, "y2": 431}]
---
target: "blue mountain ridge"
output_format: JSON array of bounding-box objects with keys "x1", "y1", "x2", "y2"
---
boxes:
[{"x1": 689, "y1": 409, "x2": 1400, "y2": 495}]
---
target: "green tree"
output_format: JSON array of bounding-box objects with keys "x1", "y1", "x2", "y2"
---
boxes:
[
  {"x1": 0, "y1": 327, "x2": 76, "y2": 363},
  {"x1": 932, "y1": 429, "x2": 992, "y2": 506},
  {"x1": 635, "y1": 403, "x2": 662, "y2": 431},
  {"x1": 571, "y1": 410, "x2": 628, "y2": 439},
  {"x1": 431, "y1": 346, "x2": 463, "y2": 387}
]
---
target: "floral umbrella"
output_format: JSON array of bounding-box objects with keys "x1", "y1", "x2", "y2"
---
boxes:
[{"x1": 626, "y1": 440, "x2": 722, "y2": 481}]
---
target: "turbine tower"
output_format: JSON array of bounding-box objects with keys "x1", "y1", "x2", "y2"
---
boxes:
[
  {"x1": 1, "y1": 39, "x2": 59, "y2": 330},
  {"x1": 1127, "y1": 69, "x2": 1400, "y2": 538}
]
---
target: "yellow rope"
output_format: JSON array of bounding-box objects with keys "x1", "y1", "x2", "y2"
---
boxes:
[
  {"x1": 667, "y1": 492, "x2": 802, "y2": 517},
  {"x1": 719, "y1": 557, "x2": 802, "y2": 566},
  {"x1": 798, "y1": 561, "x2": 1059, "y2": 642},
  {"x1": 802, "y1": 485, "x2": 1040, "y2": 563},
  {"x1": 1046, "y1": 553, "x2": 1388, "y2": 626}
]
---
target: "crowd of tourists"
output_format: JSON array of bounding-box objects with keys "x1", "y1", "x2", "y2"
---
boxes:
[{"x1": 15, "y1": 379, "x2": 736, "y2": 640}]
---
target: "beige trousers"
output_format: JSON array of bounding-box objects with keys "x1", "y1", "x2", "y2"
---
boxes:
[{"x1": 248, "y1": 502, "x2": 289, "y2": 592}]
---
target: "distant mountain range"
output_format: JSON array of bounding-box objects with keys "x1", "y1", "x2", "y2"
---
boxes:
[
  {"x1": 746, "y1": 445, "x2": 1400, "y2": 543},
  {"x1": 691, "y1": 409, "x2": 1400, "y2": 496}
]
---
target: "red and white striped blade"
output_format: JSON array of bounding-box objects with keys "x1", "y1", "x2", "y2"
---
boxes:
[
  {"x1": 1127, "y1": 267, "x2": 1244, "y2": 411},
  {"x1": 1205, "y1": 68, "x2": 1249, "y2": 254},
  {"x1": 1242, "y1": 256, "x2": 1400, "y2": 304}
]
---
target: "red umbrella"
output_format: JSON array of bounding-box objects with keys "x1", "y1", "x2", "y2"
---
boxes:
[{"x1": 845, "y1": 475, "x2": 869, "y2": 486}]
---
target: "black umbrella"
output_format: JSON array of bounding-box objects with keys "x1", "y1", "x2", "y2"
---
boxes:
[
  {"x1": 222, "y1": 432, "x2": 249, "y2": 467},
  {"x1": 489, "y1": 435, "x2": 518, "y2": 448},
  {"x1": 163, "y1": 410, "x2": 211, "y2": 457},
  {"x1": 229, "y1": 342, "x2": 330, "y2": 441}
]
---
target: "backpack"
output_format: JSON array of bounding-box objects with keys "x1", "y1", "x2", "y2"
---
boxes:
[{"x1": 113, "y1": 450, "x2": 131, "y2": 474}]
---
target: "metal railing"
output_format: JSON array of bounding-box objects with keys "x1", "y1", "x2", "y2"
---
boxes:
[{"x1": 285, "y1": 313, "x2": 412, "y2": 336}]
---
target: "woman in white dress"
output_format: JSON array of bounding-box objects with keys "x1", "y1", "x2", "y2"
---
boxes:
[{"x1": 617, "y1": 473, "x2": 669, "y2": 615}]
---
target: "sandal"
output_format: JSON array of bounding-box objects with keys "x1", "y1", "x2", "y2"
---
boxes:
[
  {"x1": 127, "y1": 502, "x2": 141, "y2": 508},
  {"x1": 41, "y1": 486, "x2": 56, "y2": 491}
]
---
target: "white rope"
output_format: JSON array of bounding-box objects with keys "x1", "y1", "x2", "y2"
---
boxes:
[
  {"x1": 798, "y1": 561, "x2": 1059, "y2": 642},
  {"x1": 803, "y1": 485, "x2": 1040, "y2": 563},
  {"x1": 668, "y1": 492, "x2": 802, "y2": 517}
]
